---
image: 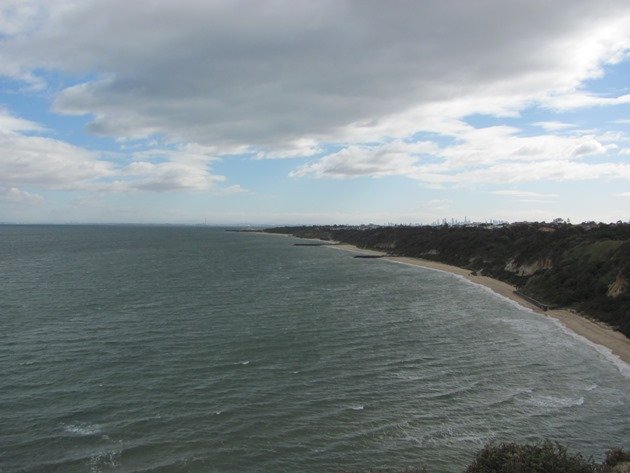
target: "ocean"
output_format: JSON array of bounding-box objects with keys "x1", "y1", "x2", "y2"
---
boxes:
[{"x1": 1, "y1": 225, "x2": 628, "y2": 473}]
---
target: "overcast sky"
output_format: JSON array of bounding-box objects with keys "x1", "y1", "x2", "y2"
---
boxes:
[{"x1": 1, "y1": 0, "x2": 629, "y2": 224}]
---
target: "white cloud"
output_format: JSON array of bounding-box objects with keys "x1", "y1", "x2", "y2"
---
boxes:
[
  {"x1": 491, "y1": 190, "x2": 558, "y2": 198},
  {"x1": 618, "y1": 191, "x2": 630, "y2": 197},
  {"x1": 0, "y1": 1, "x2": 43, "y2": 37},
  {"x1": 114, "y1": 144, "x2": 225, "y2": 192},
  {"x1": 544, "y1": 93, "x2": 630, "y2": 111},
  {"x1": 0, "y1": 123, "x2": 114, "y2": 189},
  {"x1": 570, "y1": 139, "x2": 607, "y2": 157},
  {"x1": 119, "y1": 161, "x2": 224, "y2": 192},
  {"x1": 0, "y1": 107, "x2": 42, "y2": 133},
  {"x1": 0, "y1": 0, "x2": 628, "y2": 151},
  {"x1": 293, "y1": 126, "x2": 630, "y2": 184},
  {"x1": 0, "y1": 109, "x2": 226, "y2": 193},
  {"x1": 254, "y1": 138, "x2": 323, "y2": 160},
  {"x1": 0, "y1": 187, "x2": 43, "y2": 204},
  {"x1": 446, "y1": 160, "x2": 630, "y2": 183},
  {"x1": 291, "y1": 141, "x2": 437, "y2": 179},
  {"x1": 534, "y1": 121, "x2": 575, "y2": 131},
  {"x1": 217, "y1": 184, "x2": 248, "y2": 195},
  {"x1": 0, "y1": 0, "x2": 628, "y2": 212}
]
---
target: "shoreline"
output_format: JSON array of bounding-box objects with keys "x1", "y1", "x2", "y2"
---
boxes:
[{"x1": 329, "y1": 243, "x2": 630, "y2": 370}]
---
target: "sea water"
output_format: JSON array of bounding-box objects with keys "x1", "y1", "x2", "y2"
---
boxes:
[{"x1": 0, "y1": 226, "x2": 628, "y2": 472}]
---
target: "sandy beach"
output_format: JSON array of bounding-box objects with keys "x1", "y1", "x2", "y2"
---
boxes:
[{"x1": 331, "y1": 243, "x2": 630, "y2": 367}]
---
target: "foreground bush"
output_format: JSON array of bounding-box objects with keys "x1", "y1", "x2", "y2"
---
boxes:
[
  {"x1": 343, "y1": 441, "x2": 628, "y2": 472},
  {"x1": 464, "y1": 440, "x2": 627, "y2": 473}
]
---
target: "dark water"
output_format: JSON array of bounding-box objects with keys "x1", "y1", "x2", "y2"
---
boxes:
[{"x1": 1, "y1": 226, "x2": 628, "y2": 472}]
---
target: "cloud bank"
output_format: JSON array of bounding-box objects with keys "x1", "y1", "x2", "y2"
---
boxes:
[
  {"x1": 0, "y1": 0, "x2": 629, "y2": 198},
  {"x1": 0, "y1": 109, "x2": 224, "y2": 196}
]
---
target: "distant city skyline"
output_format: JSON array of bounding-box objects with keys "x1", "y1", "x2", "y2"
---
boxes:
[{"x1": 1, "y1": 1, "x2": 629, "y2": 225}]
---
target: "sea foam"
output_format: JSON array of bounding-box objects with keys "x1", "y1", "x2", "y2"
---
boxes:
[
  {"x1": 548, "y1": 317, "x2": 630, "y2": 379},
  {"x1": 382, "y1": 256, "x2": 630, "y2": 378},
  {"x1": 521, "y1": 395, "x2": 585, "y2": 409},
  {"x1": 62, "y1": 422, "x2": 102, "y2": 436}
]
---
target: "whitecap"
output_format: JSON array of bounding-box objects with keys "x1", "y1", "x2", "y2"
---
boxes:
[
  {"x1": 485, "y1": 387, "x2": 533, "y2": 407},
  {"x1": 87, "y1": 448, "x2": 121, "y2": 473},
  {"x1": 548, "y1": 317, "x2": 630, "y2": 379},
  {"x1": 62, "y1": 422, "x2": 101, "y2": 436},
  {"x1": 521, "y1": 395, "x2": 584, "y2": 409},
  {"x1": 349, "y1": 405, "x2": 364, "y2": 410},
  {"x1": 384, "y1": 257, "x2": 630, "y2": 378}
]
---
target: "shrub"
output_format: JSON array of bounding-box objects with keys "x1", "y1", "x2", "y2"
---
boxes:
[
  {"x1": 463, "y1": 440, "x2": 604, "y2": 473},
  {"x1": 604, "y1": 447, "x2": 630, "y2": 467}
]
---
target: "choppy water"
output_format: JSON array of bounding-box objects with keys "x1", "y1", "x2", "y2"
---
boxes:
[{"x1": 1, "y1": 226, "x2": 628, "y2": 473}]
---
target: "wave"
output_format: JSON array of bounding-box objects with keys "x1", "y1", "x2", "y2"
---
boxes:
[
  {"x1": 520, "y1": 395, "x2": 585, "y2": 409},
  {"x1": 548, "y1": 317, "x2": 630, "y2": 379},
  {"x1": 87, "y1": 449, "x2": 121, "y2": 473},
  {"x1": 384, "y1": 257, "x2": 630, "y2": 378},
  {"x1": 384, "y1": 258, "x2": 536, "y2": 314},
  {"x1": 446, "y1": 273, "x2": 539, "y2": 315},
  {"x1": 404, "y1": 424, "x2": 495, "y2": 448},
  {"x1": 419, "y1": 381, "x2": 480, "y2": 400},
  {"x1": 483, "y1": 387, "x2": 534, "y2": 408},
  {"x1": 61, "y1": 422, "x2": 102, "y2": 436}
]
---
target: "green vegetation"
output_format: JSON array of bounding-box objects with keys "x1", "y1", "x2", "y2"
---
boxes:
[
  {"x1": 342, "y1": 442, "x2": 629, "y2": 472},
  {"x1": 266, "y1": 222, "x2": 630, "y2": 337},
  {"x1": 464, "y1": 441, "x2": 624, "y2": 473}
]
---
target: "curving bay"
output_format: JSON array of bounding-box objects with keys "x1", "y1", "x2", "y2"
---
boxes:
[{"x1": 1, "y1": 226, "x2": 628, "y2": 472}]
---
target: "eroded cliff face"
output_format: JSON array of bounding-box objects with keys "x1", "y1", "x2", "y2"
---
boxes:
[
  {"x1": 504, "y1": 257, "x2": 553, "y2": 277},
  {"x1": 607, "y1": 272, "x2": 628, "y2": 298}
]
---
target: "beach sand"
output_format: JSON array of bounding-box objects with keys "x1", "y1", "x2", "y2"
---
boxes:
[{"x1": 331, "y1": 243, "x2": 630, "y2": 366}]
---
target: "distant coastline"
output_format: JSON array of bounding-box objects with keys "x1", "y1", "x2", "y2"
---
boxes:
[{"x1": 254, "y1": 228, "x2": 630, "y2": 374}]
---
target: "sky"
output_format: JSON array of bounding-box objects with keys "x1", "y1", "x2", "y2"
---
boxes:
[{"x1": 0, "y1": 0, "x2": 629, "y2": 225}]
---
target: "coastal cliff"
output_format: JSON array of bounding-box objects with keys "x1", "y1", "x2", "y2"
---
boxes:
[{"x1": 266, "y1": 222, "x2": 630, "y2": 337}]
